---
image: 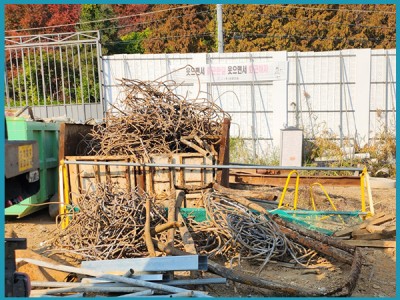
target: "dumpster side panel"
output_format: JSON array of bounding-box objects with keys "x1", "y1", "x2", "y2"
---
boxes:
[{"x1": 5, "y1": 118, "x2": 60, "y2": 217}]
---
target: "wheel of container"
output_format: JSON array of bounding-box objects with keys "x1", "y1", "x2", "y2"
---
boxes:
[{"x1": 48, "y1": 193, "x2": 60, "y2": 219}]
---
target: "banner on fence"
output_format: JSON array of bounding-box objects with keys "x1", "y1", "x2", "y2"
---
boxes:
[{"x1": 170, "y1": 61, "x2": 287, "y2": 83}]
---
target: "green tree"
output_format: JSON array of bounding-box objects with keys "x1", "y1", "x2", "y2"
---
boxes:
[
  {"x1": 120, "y1": 28, "x2": 152, "y2": 54},
  {"x1": 77, "y1": 4, "x2": 119, "y2": 54}
]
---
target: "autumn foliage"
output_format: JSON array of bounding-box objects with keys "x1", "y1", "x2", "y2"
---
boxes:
[{"x1": 5, "y1": 4, "x2": 396, "y2": 53}]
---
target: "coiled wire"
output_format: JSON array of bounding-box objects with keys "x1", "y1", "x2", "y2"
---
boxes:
[{"x1": 203, "y1": 192, "x2": 317, "y2": 273}]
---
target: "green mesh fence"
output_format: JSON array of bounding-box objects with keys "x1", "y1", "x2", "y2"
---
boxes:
[
  {"x1": 68, "y1": 206, "x2": 363, "y2": 236},
  {"x1": 179, "y1": 207, "x2": 364, "y2": 236}
]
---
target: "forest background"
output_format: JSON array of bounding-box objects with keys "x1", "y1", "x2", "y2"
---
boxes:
[{"x1": 5, "y1": 4, "x2": 396, "y2": 54}]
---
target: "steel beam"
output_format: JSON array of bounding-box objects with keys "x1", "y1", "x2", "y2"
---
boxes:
[{"x1": 81, "y1": 255, "x2": 208, "y2": 273}]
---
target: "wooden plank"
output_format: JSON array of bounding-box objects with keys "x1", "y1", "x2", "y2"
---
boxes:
[
  {"x1": 216, "y1": 118, "x2": 230, "y2": 187},
  {"x1": 354, "y1": 225, "x2": 396, "y2": 239},
  {"x1": 67, "y1": 158, "x2": 80, "y2": 204},
  {"x1": 382, "y1": 225, "x2": 396, "y2": 236},
  {"x1": 333, "y1": 212, "x2": 386, "y2": 237},
  {"x1": 366, "y1": 224, "x2": 387, "y2": 234},
  {"x1": 342, "y1": 240, "x2": 396, "y2": 248},
  {"x1": 365, "y1": 214, "x2": 395, "y2": 226},
  {"x1": 214, "y1": 183, "x2": 278, "y2": 201},
  {"x1": 230, "y1": 173, "x2": 361, "y2": 187},
  {"x1": 352, "y1": 232, "x2": 388, "y2": 240}
]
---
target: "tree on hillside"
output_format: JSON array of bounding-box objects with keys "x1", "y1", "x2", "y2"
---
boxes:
[
  {"x1": 5, "y1": 4, "x2": 81, "y2": 35},
  {"x1": 222, "y1": 4, "x2": 396, "y2": 52},
  {"x1": 142, "y1": 4, "x2": 215, "y2": 53},
  {"x1": 47, "y1": 5, "x2": 81, "y2": 33},
  {"x1": 5, "y1": 4, "x2": 51, "y2": 35},
  {"x1": 5, "y1": 4, "x2": 396, "y2": 53},
  {"x1": 77, "y1": 4, "x2": 119, "y2": 54},
  {"x1": 111, "y1": 4, "x2": 151, "y2": 36}
]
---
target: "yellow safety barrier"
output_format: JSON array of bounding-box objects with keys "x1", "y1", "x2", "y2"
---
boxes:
[
  {"x1": 309, "y1": 182, "x2": 344, "y2": 224},
  {"x1": 309, "y1": 182, "x2": 338, "y2": 211},
  {"x1": 360, "y1": 167, "x2": 374, "y2": 218},
  {"x1": 360, "y1": 168, "x2": 366, "y2": 213},
  {"x1": 60, "y1": 160, "x2": 70, "y2": 229},
  {"x1": 278, "y1": 168, "x2": 373, "y2": 218},
  {"x1": 278, "y1": 170, "x2": 300, "y2": 210}
]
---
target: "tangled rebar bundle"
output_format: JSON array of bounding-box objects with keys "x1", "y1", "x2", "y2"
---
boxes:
[
  {"x1": 194, "y1": 192, "x2": 317, "y2": 273},
  {"x1": 86, "y1": 78, "x2": 229, "y2": 160},
  {"x1": 51, "y1": 183, "x2": 167, "y2": 260}
]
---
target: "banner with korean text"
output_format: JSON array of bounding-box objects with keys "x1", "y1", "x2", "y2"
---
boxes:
[{"x1": 170, "y1": 61, "x2": 287, "y2": 83}]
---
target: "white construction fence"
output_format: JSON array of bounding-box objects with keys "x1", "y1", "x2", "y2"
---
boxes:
[{"x1": 102, "y1": 49, "x2": 396, "y2": 158}]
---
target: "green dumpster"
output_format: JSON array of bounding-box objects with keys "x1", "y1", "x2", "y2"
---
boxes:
[{"x1": 5, "y1": 117, "x2": 60, "y2": 218}]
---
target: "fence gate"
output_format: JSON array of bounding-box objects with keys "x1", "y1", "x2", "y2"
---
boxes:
[{"x1": 5, "y1": 31, "x2": 104, "y2": 122}]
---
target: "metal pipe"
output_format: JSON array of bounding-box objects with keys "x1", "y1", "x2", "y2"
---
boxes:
[
  {"x1": 30, "y1": 281, "x2": 145, "y2": 289},
  {"x1": 32, "y1": 277, "x2": 227, "y2": 288},
  {"x1": 81, "y1": 255, "x2": 208, "y2": 273},
  {"x1": 339, "y1": 52, "x2": 343, "y2": 147},
  {"x1": 62, "y1": 159, "x2": 364, "y2": 172},
  {"x1": 20, "y1": 48, "x2": 29, "y2": 106},
  {"x1": 165, "y1": 278, "x2": 226, "y2": 286},
  {"x1": 216, "y1": 4, "x2": 224, "y2": 53},
  {"x1": 16, "y1": 258, "x2": 202, "y2": 295},
  {"x1": 30, "y1": 286, "x2": 149, "y2": 296},
  {"x1": 96, "y1": 30, "x2": 105, "y2": 120},
  {"x1": 272, "y1": 210, "x2": 368, "y2": 216},
  {"x1": 39, "y1": 46, "x2": 47, "y2": 113},
  {"x1": 385, "y1": 50, "x2": 389, "y2": 131},
  {"x1": 117, "y1": 289, "x2": 154, "y2": 297}
]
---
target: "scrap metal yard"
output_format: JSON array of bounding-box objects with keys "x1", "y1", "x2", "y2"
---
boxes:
[
  {"x1": 4, "y1": 4, "x2": 396, "y2": 298},
  {"x1": 5, "y1": 75, "x2": 396, "y2": 297}
]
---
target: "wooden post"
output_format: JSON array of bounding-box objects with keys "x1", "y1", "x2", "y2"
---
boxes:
[{"x1": 216, "y1": 118, "x2": 230, "y2": 187}]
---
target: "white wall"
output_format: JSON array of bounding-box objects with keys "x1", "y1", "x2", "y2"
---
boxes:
[{"x1": 102, "y1": 49, "x2": 396, "y2": 158}]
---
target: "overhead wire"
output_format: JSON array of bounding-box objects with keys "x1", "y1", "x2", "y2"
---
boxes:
[
  {"x1": 5, "y1": 4, "x2": 200, "y2": 33},
  {"x1": 5, "y1": 4, "x2": 394, "y2": 50},
  {"x1": 6, "y1": 4, "x2": 395, "y2": 34}
]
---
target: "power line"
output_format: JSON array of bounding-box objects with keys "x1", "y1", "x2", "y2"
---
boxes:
[
  {"x1": 96, "y1": 9, "x2": 212, "y2": 33},
  {"x1": 5, "y1": 4, "x2": 200, "y2": 33},
  {"x1": 95, "y1": 6, "x2": 393, "y2": 37},
  {"x1": 90, "y1": 5, "x2": 396, "y2": 35}
]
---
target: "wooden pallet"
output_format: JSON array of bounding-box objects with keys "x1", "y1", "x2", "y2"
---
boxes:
[{"x1": 333, "y1": 212, "x2": 396, "y2": 248}]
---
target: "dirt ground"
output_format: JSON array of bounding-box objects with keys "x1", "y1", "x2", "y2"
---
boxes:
[{"x1": 5, "y1": 185, "x2": 396, "y2": 297}]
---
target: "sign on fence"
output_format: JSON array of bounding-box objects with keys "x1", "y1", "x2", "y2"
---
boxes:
[{"x1": 171, "y1": 61, "x2": 287, "y2": 83}]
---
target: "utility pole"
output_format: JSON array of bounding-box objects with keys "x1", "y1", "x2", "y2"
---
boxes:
[{"x1": 217, "y1": 4, "x2": 224, "y2": 53}]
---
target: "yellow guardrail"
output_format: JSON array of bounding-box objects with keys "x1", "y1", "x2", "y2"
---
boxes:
[
  {"x1": 59, "y1": 160, "x2": 70, "y2": 229},
  {"x1": 278, "y1": 170, "x2": 300, "y2": 210},
  {"x1": 278, "y1": 167, "x2": 373, "y2": 217}
]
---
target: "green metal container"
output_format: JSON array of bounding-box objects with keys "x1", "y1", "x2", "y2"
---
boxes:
[{"x1": 5, "y1": 117, "x2": 60, "y2": 218}]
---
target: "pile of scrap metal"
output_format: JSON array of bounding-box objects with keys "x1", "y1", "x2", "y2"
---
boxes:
[
  {"x1": 79, "y1": 78, "x2": 229, "y2": 160},
  {"x1": 39, "y1": 78, "x2": 363, "y2": 297},
  {"x1": 38, "y1": 182, "x2": 362, "y2": 297},
  {"x1": 18, "y1": 255, "x2": 218, "y2": 297}
]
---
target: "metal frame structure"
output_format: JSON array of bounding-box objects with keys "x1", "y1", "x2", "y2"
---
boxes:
[{"x1": 5, "y1": 31, "x2": 104, "y2": 121}]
